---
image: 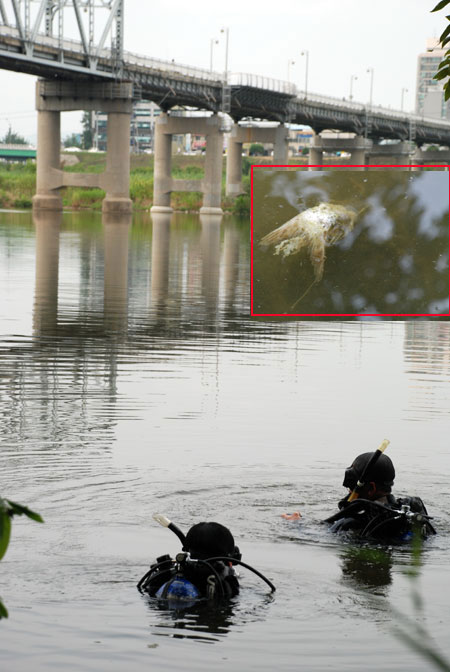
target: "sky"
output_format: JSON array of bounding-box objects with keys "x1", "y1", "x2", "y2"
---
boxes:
[{"x1": 0, "y1": 0, "x2": 445, "y2": 144}]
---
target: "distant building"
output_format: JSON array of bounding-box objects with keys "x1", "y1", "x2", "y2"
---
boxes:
[
  {"x1": 416, "y1": 38, "x2": 450, "y2": 119},
  {"x1": 93, "y1": 101, "x2": 161, "y2": 152}
]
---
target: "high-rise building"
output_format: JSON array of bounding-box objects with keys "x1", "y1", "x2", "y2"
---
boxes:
[
  {"x1": 93, "y1": 101, "x2": 161, "y2": 152},
  {"x1": 416, "y1": 38, "x2": 450, "y2": 119}
]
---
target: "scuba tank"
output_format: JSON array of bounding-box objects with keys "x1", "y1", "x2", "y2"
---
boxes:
[
  {"x1": 325, "y1": 496, "x2": 436, "y2": 542},
  {"x1": 137, "y1": 515, "x2": 276, "y2": 603}
]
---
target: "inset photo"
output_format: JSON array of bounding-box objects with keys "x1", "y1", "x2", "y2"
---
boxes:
[{"x1": 251, "y1": 168, "x2": 450, "y2": 317}]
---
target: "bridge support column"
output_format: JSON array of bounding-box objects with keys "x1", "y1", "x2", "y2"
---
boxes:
[
  {"x1": 152, "y1": 114, "x2": 173, "y2": 213},
  {"x1": 273, "y1": 125, "x2": 289, "y2": 164},
  {"x1": 32, "y1": 79, "x2": 133, "y2": 213},
  {"x1": 367, "y1": 141, "x2": 413, "y2": 167},
  {"x1": 151, "y1": 114, "x2": 224, "y2": 215},
  {"x1": 102, "y1": 112, "x2": 133, "y2": 213},
  {"x1": 200, "y1": 117, "x2": 223, "y2": 214},
  {"x1": 308, "y1": 139, "x2": 323, "y2": 170},
  {"x1": 32, "y1": 110, "x2": 63, "y2": 210},
  {"x1": 410, "y1": 147, "x2": 450, "y2": 169},
  {"x1": 226, "y1": 129, "x2": 244, "y2": 197},
  {"x1": 225, "y1": 123, "x2": 291, "y2": 195}
]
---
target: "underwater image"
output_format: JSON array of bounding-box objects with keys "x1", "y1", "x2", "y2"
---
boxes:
[{"x1": 252, "y1": 170, "x2": 449, "y2": 316}]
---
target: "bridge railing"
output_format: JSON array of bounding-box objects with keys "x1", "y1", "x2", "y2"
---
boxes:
[{"x1": 229, "y1": 72, "x2": 297, "y2": 95}]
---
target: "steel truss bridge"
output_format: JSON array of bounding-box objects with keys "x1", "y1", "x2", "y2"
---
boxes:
[{"x1": 1, "y1": 0, "x2": 450, "y2": 146}]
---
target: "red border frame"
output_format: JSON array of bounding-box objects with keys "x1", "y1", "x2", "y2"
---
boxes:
[{"x1": 250, "y1": 164, "x2": 450, "y2": 318}]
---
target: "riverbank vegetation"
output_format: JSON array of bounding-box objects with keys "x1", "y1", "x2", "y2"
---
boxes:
[{"x1": 0, "y1": 152, "x2": 265, "y2": 215}]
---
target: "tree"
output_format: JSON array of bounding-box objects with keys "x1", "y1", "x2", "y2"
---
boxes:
[
  {"x1": 431, "y1": 0, "x2": 450, "y2": 100},
  {"x1": 63, "y1": 133, "x2": 82, "y2": 149},
  {"x1": 0, "y1": 497, "x2": 43, "y2": 619},
  {"x1": 249, "y1": 143, "x2": 265, "y2": 156},
  {"x1": 82, "y1": 111, "x2": 94, "y2": 150},
  {"x1": 0, "y1": 126, "x2": 28, "y2": 145}
]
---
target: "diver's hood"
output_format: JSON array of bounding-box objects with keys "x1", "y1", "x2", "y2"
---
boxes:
[{"x1": 343, "y1": 452, "x2": 395, "y2": 489}]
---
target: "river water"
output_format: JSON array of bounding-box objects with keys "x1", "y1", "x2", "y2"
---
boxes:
[{"x1": 0, "y1": 208, "x2": 449, "y2": 671}]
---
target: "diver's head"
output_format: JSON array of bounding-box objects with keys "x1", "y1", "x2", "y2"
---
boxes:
[
  {"x1": 183, "y1": 521, "x2": 236, "y2": 560},
  {"x1": 343, "y1": 452, "x2": 395, "y2": 500}
]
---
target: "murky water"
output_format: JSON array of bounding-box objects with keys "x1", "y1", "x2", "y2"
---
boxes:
[
  {"x1": 0, "y1": 209, "x2": 450, "y2": 671},
  {"x1": 252, "y1": 170, "x2": 449, "y2": 316}
]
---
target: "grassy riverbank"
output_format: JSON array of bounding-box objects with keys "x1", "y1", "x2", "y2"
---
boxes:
[{"x1": 0, "y1": 152, "x2": 262, "y2": 215}]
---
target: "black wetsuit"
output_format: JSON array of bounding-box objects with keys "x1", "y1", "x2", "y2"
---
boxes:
[{"x1": 325, "y1": 494, "x2": 436, "y2": 541}]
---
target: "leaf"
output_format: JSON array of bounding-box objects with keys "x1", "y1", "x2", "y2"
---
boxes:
[
  {"x1": 434, "y1": 68, "x2": 450, "y2": 80},
  {"x1": 0, "y1": 512, "x2": 12, "y2": 561},
  {"x1": 5, "y1": 500, "x2": 44, "y2": 523},
  {"x1": 431, "y1": 0, "x2": 450, "y2": 11},
  {"x1": 439, "y1": 22, "x2": 450, "y2": 44},
  {"x1": 0, "y1": 598, "x2": 8, "y2": 619}
]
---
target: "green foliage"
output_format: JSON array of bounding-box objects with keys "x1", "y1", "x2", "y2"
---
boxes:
[
  {"x1": 242, "y1": 156, "x2": 251, "y2": 176},
  {"x1": 431, "y1": 0, "x2": 450, "y2": 100},
  {"x1": 130, "y1": 174, "x2": 153, "y2": 202},
  {"x1": 0, "y1": 126, "x2": 28, "y2": 145},
  {"x1": 0, "y1": 497, "x2": 43, "y2": 620},
  {"x1": 393, "y1": 531, "x2": 450, "y2": 671},
  {"x1": 82, "y1": 111, "x2": 94, "y2": 150},
  {"x1": 249, "y1": 143, "x2": 265, "y2": 156},
  {"x1": 63, "y1": 133, "x2": 82, "y2": 149},
  {"x1": 14, "y1": 197, "x2": 32, "y2": 208}
]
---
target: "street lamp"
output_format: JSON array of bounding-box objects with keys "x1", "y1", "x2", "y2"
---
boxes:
[
  {"x1": 287, "y1": 59, "x2": 295, "y2": 82},
  {"x1": 220, "y1": 27, "x2": 229, "y2": 83},
  {"x1": 210, "y1": 38, "x2": 218, "y2": 72},
  {"x1": 301, "y1": 50, "x2": 309, "y2": 99},
  {"x1": 401, "y1": 87, "x2": 409, "y2": 112},
  {"x1": 350, "y1": 74, "x2": 358, "y2": 101},
  {"x1": 366, "y1": 67, "x2": 374, "y2": 107}
]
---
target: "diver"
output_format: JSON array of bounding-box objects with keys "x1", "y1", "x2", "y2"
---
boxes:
[
  {"x1": 137, "y1": 514, "x2": 275, "y2": 603},
  {"x1": 325, "y1": 447, "x2": 436, "y2": 541}
]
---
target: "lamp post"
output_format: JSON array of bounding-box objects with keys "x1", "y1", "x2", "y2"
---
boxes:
[
  {"x1": 287, "y1": 59, "x2": 295, "y2": 82},
  {"x1": 401, "y1": 87, "x2": 408, "y2": 112},
  {"x1": 366, "y1": 67, "x2": 374, "y2": 107},
  {"x1": 220, "y1": 27, "x2": 229, "y2": 84},
  {"x1": 210, "y1": 38, "x2": 218, "y2": 72},
  {"x1": 301, "y1": 50, "x2": 309, "y2": 99},
  {"x1": 350, "y1": 74, "x2": 358, "y2": 101}
]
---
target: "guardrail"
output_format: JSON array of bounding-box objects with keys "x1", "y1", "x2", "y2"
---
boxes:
[{"x1": 2, "y1": 25, "x2": 450, "y2": 130}]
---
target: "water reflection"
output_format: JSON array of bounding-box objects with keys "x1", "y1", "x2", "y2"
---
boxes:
[
  {"x1": 33, "y1": 209, "x2": 61, "y2": 335},
  {"x1": 150, "y1": 212, "x2": 171, "y2": 308},
  {"x1": 104, "y1": 212, "x2": 131, "y2": 332},
  {"x1": 340, "y1": 546, "x2": 393, "y2": 592},
  {"x1": 145, "y1": 599, "x2": 236, "y2": 643},
  {"x1": 252, "y1": 170, "x2": 449, "y2": 315}
]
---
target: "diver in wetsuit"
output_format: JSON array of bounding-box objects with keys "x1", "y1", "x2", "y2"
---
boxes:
[
  {"x1": 137, "y1": 519, "x2": 276, "y2": 602},
  {"x1": 325, "y1": 452, "x2": 436, "y2": 541}
]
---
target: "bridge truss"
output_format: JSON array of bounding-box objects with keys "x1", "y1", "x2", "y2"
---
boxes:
[{"x1": 0, "y1": 0, "x2": 124, "y2": 77}]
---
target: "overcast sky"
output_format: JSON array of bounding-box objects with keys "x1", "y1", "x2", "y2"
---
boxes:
[{"x1": 0, "y1": 0, "x2": 444, "y2": 143}]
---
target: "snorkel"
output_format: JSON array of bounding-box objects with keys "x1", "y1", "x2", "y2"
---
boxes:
[
  {"x1": 347, "y1": 439, "x2": 390, "y2": 502},
  {"x1": 149, "y1": 513, "x2": 276, "y2": 593}
]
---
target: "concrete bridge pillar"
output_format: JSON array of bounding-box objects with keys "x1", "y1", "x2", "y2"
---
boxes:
[
  {"x1": 410, "y1": 147, "x2": 450, "y2": 169},
  {"x1": 102, "y1": 113, "x2": 133, "y2": 213},
  {"x1": 32, "y1": 79, "x2": 133, "y2": 213},
  {"x1": 152, "y1": 114, "x2": 173, "y2": 213},
  {"x1": 201, "y1": 119, "x2": 224, "y2": 214},
  {"x1": 273, "y1": 124, "x2": 289, "y2": 164},
  {"x1": 308, "y1": 142, "x2": 323, "y2": 170},
  {"x1": 33, "y1": 110, "x2": 63, "y2": 210},
  {"x1": 151, "y1": 113, "x2": 224, "y2": 215},
  {"x1": 226, "y1": 129, "x2": 244, "y2": 197},
  {"x1": 226, "y1": 123, "x2": 290, "y2": 195},
  {"x1": 350, "y1": 144, "x2": 366, "y2": 169}
]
